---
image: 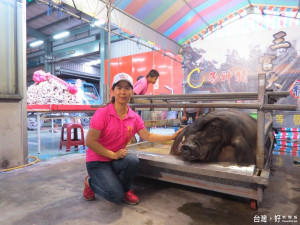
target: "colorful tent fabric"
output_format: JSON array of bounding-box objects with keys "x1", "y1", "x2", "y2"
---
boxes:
[
  {"x1": 63, "y1": 0, "x2": 300, "y2": 53},
  {"x1": 114, "y1": 0, "x2": 300, "y2": 45}
]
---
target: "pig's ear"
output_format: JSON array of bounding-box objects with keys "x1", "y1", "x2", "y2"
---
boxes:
[
  {"x1": 177, "y1": 136, "x2": 185, "y2": 154},
  {"x1": 170, "y1": 129, "x2": 186, "y2": 155}
]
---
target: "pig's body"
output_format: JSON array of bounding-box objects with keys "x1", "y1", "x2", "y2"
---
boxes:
[{"x1": 170, "y1": 110, "x2": 258, "y2": 165}]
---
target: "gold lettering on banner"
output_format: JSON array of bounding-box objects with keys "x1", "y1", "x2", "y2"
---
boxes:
[
  {"x1": 270, "y1": 31, "x2": 291, "y2": 50},
  {"x1": 275, "y1": 114, "x2": 284, "y2": 125},
  {"x1": 187, "y1": 68, "x2": 205, "y2": 88},
  {"x1": 293, "y1": 114, "x2": 300, "y2": 125}
]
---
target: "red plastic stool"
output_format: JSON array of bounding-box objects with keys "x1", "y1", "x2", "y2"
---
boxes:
[{"x1": 59, "y1": 123, "x2": 85, "y2": 152}]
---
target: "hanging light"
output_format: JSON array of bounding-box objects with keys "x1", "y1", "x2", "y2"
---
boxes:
[
  {"x1": 29, "y1": 40, "x2": 44, "y2": 47},
  {"x1": 91, "y1": 19, "x2": 105, "y2": 27},
  {"x1": 53, "y1": 31, "x2": 70, "y2": 39}
]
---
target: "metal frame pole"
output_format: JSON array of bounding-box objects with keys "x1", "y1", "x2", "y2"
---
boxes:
[
  {"x1": 256, "y1": 74, "x2": 266, "y2": 169},
  {"x1": 106, "y1": 2, "x2": 112, "y2": 104},
  {"x1": 37, "y1": 113, "x2": 41, "y2": 154},
  {"x1": 100, "y1": 29, "x2": 105, "y2": 104},
  {"x1": 128, "y1": 103, "x2": 295, "y2": 111}
]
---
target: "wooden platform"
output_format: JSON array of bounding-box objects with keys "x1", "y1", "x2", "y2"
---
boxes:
[{"x1": 128, "y1": 141, "x2": 270, "y2": 207}]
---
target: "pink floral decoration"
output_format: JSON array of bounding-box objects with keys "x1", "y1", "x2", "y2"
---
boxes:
[
  {"x1": 33, "y1": 70, "x2": 49, "y2": 83},
  {"x1": 33, "y1": 70, "x2": 78, "y2": 95}
]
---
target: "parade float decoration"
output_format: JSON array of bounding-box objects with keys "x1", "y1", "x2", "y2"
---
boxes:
[{"x1": 27, "y1": 70, "x2": 79, "y2": 105}]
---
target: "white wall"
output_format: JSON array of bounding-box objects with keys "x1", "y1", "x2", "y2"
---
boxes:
[{"x1": 111, "y1": 38, "x2": 152, "y2": 58}]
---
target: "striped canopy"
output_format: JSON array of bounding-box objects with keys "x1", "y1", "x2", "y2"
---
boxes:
[
  {"x1": 64, "y1": 0, "x2": 300, "y2": 53},
  {"x1": 114, "y1": 0, "x2": 299, "y2": 44}
]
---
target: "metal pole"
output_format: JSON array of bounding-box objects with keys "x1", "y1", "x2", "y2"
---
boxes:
[
  {"x1": 100, "y1": 29, "x2": 105, "y2": 104},
  {"x1": 132, "y1": 93, "x2": 258, "y2": 100},
  {"x1": 131, "y1": 92, "x2": 290, "y2": 100},
  {"x1": 51, "y1": 119, "x2": 54, "y2": 133},
  {"x1": 107, "y1": 2, "x2": 111, "y2": 104},
  {"x1": 256, "y1": 74, "x2": 266, "y2": 170},
  {"x1": 37, "y1": 113, "x2": 41, "y2": 154},
  {"x1": 129, "y1": 103, "x2": 296, "y2": 111}
]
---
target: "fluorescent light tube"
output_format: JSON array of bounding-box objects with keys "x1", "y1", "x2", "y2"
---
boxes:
[
  {"x1": 29, "y1": 40, "x2": 44, "y2": 47},
  {"x1": 53, "y1": 31, "x2": 70, "y2": 39}
]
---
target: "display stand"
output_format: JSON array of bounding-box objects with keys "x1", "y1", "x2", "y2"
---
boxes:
[{"x1": 128, "y1": 73, "x2": 296, "y2": 209}]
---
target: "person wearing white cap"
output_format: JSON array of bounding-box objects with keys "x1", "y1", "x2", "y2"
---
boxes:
[{"x1": 83, "y1": 72, "x2": 182, "y2": 205}]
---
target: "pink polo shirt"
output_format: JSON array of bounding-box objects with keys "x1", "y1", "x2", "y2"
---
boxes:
[
  {"x1": 86, "y1": 103, "x2": 145, "y2": 162},
  {"x1": 133, "y1": 77, "x2": 148, "y2": 95}
]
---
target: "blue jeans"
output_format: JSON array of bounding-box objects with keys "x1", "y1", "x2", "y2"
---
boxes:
[{"x1": 86, "y1": 154, "x2": 139, "y2": 203}]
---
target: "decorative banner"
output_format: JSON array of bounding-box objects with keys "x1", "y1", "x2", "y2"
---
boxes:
[
  {"x1": 182, "y1": 26, "x2": 300, "y2": 128},
  {"x1": 290, "y1": 80, "x2": 300, "y2": 98}
]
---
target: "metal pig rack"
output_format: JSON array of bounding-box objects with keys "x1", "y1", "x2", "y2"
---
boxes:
[{"x1": 128, "y1": 74, "x2": 296, "y2": 209}]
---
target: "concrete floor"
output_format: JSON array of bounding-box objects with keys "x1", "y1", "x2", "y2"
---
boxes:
[
  {"x1": 0, "y1": 127, "x2": 300, "y2": 225},
  {"x1": 27, "y1": 124, "x2": 90, "y2": 160}
]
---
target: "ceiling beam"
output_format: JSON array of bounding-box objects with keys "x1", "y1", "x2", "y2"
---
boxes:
[
  {"x1": 26, "y1": 1, "x2": 36, "y2": 8},
  {"x1": 27, "y1": 27, "x2": 48, "y2": 39},
  {"x1": 27, "y1": 11, "x2": 49, "y2": 24},
  {"x1": 37, "y1": 14, "x2": 82, "y2": 32}
]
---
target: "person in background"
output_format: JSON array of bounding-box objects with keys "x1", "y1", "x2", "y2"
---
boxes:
[
  {"x1": 132, "y1": 74, "x2": 145, "y2": 116},
  {"x1": 133, "y1": 69, "x2": 159, "y2": 95},
  {"x1": 83, "y1": 72, "x2": 182, "y2": 205},
  {"x1": 181, "y1": 105, "x2": 215, "y2": 125},
  {"x1": 136, "y1": 75, "x2": 144, "y2": 81},
  {"x1": 181, "y1": 107, "x2": 202, "y2": 125},
  {"x1": 133, "y1": 70, "x2": 159, "y2": 119}
]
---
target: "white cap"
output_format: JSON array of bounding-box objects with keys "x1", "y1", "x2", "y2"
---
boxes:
[{"x1": 112, "y1": 73, "x2": 133, "y2": 87}]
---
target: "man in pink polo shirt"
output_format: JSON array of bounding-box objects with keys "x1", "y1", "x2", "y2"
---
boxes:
[
  {"x1": 133, "y1": 69, "x2": 159, "y2": 95},
  {"x1": 83, "y1": 72, "x2": 182, "y2": 205}
]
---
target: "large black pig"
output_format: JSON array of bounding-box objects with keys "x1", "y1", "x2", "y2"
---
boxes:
[{"x1": 170, "y1": 110, "x2": 258, "y2": 165}]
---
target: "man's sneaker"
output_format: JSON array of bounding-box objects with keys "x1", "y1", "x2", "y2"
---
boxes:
[
  {"x1": 83, "y1": 175, "x2": 95, "y2": 201},
  {"x1": 123, "y1": 190, "x2": 139, "y2": 205}
]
